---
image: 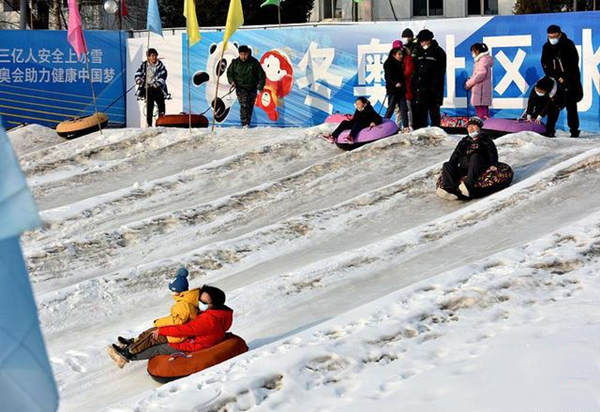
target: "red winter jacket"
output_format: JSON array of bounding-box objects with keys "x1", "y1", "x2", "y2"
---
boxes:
[
  {"x1": 157, "y1": 307, "x2": 233, "y2": 352},
  {"x1": 403, "y1": 52, "x2": 414, "y2": 101}
]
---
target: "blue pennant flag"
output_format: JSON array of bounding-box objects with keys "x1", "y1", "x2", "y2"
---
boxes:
[{"x1": 147, "y1": 0, "x2": 163, "y2": 37}]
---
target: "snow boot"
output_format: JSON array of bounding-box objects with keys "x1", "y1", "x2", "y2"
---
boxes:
[
  {"x1": 436, "y1": 187, "x2": 458, "y2": 200},
  {"x1": 107, "y1": 345, "x2": 129, "y2": 368},
  {"x1": 117, "y1": 336, "x2": 134, "y2": 348},
  {"x1": 458, "y1": 181, "x2": 470, "y2": 198}
]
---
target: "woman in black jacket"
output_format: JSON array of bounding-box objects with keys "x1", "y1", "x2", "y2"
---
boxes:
[
  {"x1": 325, "y1": 97, "x2": 382, "y2": 144},
  {"x1": 383, "y1": 47, "x2": 409, "y2": 130}
]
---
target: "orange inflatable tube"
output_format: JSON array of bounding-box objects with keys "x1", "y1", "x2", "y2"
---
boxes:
[{"x1": 147, "y1": 333, "x2": 248, "y2": 383}]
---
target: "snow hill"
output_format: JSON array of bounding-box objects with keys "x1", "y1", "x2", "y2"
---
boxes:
[{"x1": 11, "y1": 124, "x2": 600, "y2": 411}]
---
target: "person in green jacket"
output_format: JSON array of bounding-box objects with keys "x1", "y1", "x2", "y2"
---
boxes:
[{"x1": 226, "y1": 45, "x2": 266, "y2": 128}]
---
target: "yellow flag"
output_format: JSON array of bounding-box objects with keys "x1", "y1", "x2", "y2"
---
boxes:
[
  {"x1": 223, "y1": 0, "x2": 244, "y2": 45},
  {"x1": 184, "y1": 0, "x2": 201, "y2": 46}
]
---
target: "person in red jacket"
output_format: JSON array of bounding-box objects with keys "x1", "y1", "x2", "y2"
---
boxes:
[{"x1": 112, "y1": 285, "x2": 232, "y2": 365}]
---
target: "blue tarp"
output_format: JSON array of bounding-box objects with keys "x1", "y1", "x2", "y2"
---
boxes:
[{"x1": 0, "y1": 124, "x2": 58, "y2": 411}]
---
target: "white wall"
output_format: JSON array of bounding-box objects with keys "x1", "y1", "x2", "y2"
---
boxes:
[{"x1": 498, "y1": 0, "x2": 516, "y2": 15}]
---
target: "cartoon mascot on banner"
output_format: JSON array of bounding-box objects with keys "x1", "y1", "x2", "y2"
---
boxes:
[
  {"x1": 255, "y1": 50, "x2": 294, "y2": 121},
  {"x1": 192, "y1": 41, "x2": 239, "y2": 123}
]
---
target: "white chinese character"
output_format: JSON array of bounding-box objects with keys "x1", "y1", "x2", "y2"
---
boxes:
[
  {"x1": 65, "y1": 68, "x2": 77, "y2": 83},
  {"x1": 66, "y1": 49, "x2": 79, "y2": 64},
  {"x1": 103, "y1": 68, "x2": 115, "y2": 83},
  {"x1": 52, "y1": 68, "x2": 65, "y2": 83},
  {"x1": 296, "y1": 42, "x2": 343, "y2": 114},
  {"x1": 78, "y1": 68, "x2": 89, "y2": 82},
  {"x1": 353, "y1": 39, "x2": 390, "y2": 106},
  {"x1": 51, "y1": 49, "x2": 64, "y2": 64},
  {"x1": 11, "y1": 68, "x2": 24, "y2": 83},
  {"x1": 0, "y1": 68, "x2": 11, "y2": 83},
  {"x1": 24, "y1": 48, "x2": 38, "y2": 63},
  {"x1": 25, "y1": 68, "x2": 38, "y2": 82},
  {"x1": 90, "y1": 68, "x2": 102, "y2": 83},
  {"x1": 483, "y1": 35, "x2": 532, "y2": 109},
  {"x1": 11, "y1": 48, "x2": 23, "y2": 64},
  {"x1": 578, "y1": 28, "x2": 600, "y2": 111},
  {"x1": 0, "y1": 49, "x2": 10, "y2": 63},
  {"x1": 39, "y1": 67, "x2": 51, "y2": 82},
  {"x1": 90, "y1": 49, "x2": 103, "y2": 64},
  {"x1": 38, "y1": 48, "x2": 51, "y2": 63}
]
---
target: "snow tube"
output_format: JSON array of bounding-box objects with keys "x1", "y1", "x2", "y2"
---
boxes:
[
  {"x1": 440, "y1": 114, "x2": 470, "y2": 134},
  {"x1": 335, "y1": 119, "x2": 399, "y2": 150},
  {"x1": 482, "y1": 118, "x2": 546, "y2": 138},
  {"x1": 436, "y1": 162, "x2": 514, "y2": 199},
  {"x1": 147, "y1": 333, "x2": 248, "y2": 383},
  {"x1": 325, "y1": 113, "x2": 353, "y2": 123},
  {"x1": 55, "y1": 112, "x2": 108, "y2": 139},
  {"x1": 155, "y1": 113, "x2": 209, "y2": 128}
]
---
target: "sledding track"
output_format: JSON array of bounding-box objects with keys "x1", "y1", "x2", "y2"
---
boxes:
[{"x1": 11, "y1": 125, "x2": 600, "y2": 410}]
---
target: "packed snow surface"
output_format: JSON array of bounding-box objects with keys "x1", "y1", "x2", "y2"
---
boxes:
[{"x1": 11, "y1": 123, "x2": 600, "y2": 411}]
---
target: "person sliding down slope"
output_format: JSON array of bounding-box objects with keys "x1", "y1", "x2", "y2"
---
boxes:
[
  {"x1": 323, "y1": 96, "x2": 382, "y2": 144},
  {"x1": 437, "y1": 116, "x2": 498, "y2": 200}
]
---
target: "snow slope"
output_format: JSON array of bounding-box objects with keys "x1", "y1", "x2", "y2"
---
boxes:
[{"x1": 12, "y1": 124, "x2": 600, "y2": 411}]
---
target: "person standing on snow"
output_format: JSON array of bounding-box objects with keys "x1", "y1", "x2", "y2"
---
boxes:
[
  {"x1": 227, "y1": 45, "x2": 266, "y2": 129},
  {"x1": 412, "y1": 29, "x2": 447, "y2": 130},
  {"x1": 134, "y1": 48, "x2": 169, "y2": 127},
  {"x1": 384, "y1": 47, "x2": 410, "y2": 131},
  {"x1": 465, "y1": 43, "x2": 493, "y2": 120},
  {"x1": 541, "y1": 24, "x2": 583, "y2": 137},
  {"x1": 437, "y1": 116, "x2": 498, "y2": 200}
]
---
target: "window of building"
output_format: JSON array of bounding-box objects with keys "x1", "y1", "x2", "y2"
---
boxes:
[
  {"x1": 468, "y1": 0, "x2": 499, "y2": 15},
  {"x1": 323, "y1": 0, "x2": 342, "y2": 19},
  {"x1": 413, "y1": 0, "x2": 443, "y2": 17}
]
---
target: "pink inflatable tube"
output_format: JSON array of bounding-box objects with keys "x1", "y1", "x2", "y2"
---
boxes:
[
  {"x1": 325, "y1": 113, "x2": 353, "y2": 123},
  {"x1": 335, "y1": 119, "x2": 399, "y2": 150},
  {"x1": 482, "y1": 117, "x2": 546, "y2": 137}
]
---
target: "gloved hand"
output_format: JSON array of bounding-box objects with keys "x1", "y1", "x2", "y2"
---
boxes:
[{"x1": 135, "y1": 79, "x2": 142, "y2": 85}]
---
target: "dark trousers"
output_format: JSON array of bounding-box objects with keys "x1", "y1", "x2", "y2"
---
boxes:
[
  {"x1": 440, "y1": 154, "x2": 488, "y2": 193},
  {"x1": 413, "y1": 100, "x2": 441, "y2": 129},
  {"x1": 146, "y1": 86, "x2": 165, "y2": 127},
  {"x1": 331, "y1": 119, "x2": 363, "y2": 139},
  {"x1": 127, "y1": 327, "x2": 168, "y2": 355},
  {"x1": 544, "y1": 105, "x2": 562, "y2": 137},
  {"x1": 565, "y1": 98, "x2": 580, "y2": 136},
  {"x1": 130, "y1": 343, "x2": 178, "y2": 361},
  {"x1": 236, "y1": 88, "x2": 257, "y2": 126},
  {"x1": 385, "y1": 93, "x2": 409, "y2": 128}
]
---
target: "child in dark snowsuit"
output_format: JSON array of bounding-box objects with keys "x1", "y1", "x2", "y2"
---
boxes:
[
  {"x1": 325, "y1": 97, "x2": 382, "y2": 144},
  {"x1": 524, "y1": 76, "x2": 566, "y2": 137}
]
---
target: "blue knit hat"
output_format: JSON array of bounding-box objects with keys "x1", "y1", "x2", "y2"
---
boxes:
[{"x1": 169, "y1": 267, "x2": 189, "y2": 292}]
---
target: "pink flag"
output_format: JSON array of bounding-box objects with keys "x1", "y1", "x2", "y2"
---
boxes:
[{"x1": 67, "y1": 0, "x2": 87, "y2": 59}]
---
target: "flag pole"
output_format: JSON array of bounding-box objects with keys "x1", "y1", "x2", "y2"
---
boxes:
[
  {"x1": 145, "y1": 30, "x2": 150, "y2": 126},
  {"x1": 187, "y1": 36, "x2": 192, "y2": 133},
  {"x1": 211, "y1": 46, "x2": 226, "y2": 133},
  {"x1": 277, "y1": 4, "x2": 281, "y2": 26},
  {"x1": 85, "y1": 54, "x2": 104, "y2": 136}
]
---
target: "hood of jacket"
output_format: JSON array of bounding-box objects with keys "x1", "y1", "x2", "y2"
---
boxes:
[{"x1": 173, "y1": 288, "x2": 200, "y2": 305}]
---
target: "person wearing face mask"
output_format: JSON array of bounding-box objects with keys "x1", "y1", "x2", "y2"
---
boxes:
[
  {"x1": 384, "y1": 46, "x2": 411, "y2": 131},
  {"x1": 412, "y1": 29, "x2": 447, "y2": 130},
  {"x1": 324, "y1": 96, "x2": 382, "y2": 144},
  {"x1": 465, "y1": 43, "x2": 493, "y2": 120},
  {"x1": 524, "y1": 76, "x2": 566, "y2": 138},
  {"x1": 437, "y1": 116, "x2": 498, "y2": 200},
  {"x1": 541, "y1": 25, "x2": 583, "y2": 137},
  {"x1": 401, "y1": 28, "x2": 417, "y2": 55}
]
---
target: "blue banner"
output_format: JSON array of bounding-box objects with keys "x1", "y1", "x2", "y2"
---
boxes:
[
  {"x1": 0, "y1": 30, "x2": 127, "y2": 130},
  {"x1": 183, "y1": 11, "x2": 600, "y2": 132}
]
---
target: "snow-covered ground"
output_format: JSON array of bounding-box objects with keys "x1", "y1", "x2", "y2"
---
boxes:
[{"x1": 12, "y1": 124, "x2": 600, "y2": 411}]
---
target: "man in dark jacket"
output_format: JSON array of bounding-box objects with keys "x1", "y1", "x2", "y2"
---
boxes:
[
  {"x1": 325, "y1": 97, "x2": 382, "y2": 144},
  {"x1": 226, "y1": 45, "x2": 266, "y2": 128},
  {"x1": 541, "y1": 25, "x2": 583, "y2": 137},
  {"x1": 401, "y1": 28, "x2": 418, "y2": 55},
  {"x1": 524, "y1": 76, "x2": 566, "y2": 137},
  {"x1": 437, "y1": 116, "x2": 498, "y2": 200},
  {"x1": 134, "y1": 48, "x2": 169, "y2": 127},
  {"x1": 412, "y1": 29, "x2": 447, "y2": 130}
]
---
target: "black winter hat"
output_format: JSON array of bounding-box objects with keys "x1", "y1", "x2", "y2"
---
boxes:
[
  {"x1": 547, "y1": 25, "x2": 561, "y2": 34},
  {"x1": 535, "y1": 76, "x2": 554, "y2": 92},
  {"x1": 201, "y1": 285, "x2": 226, "y2": 306},
  {"x1": 402, "y1": 28, "x2": 414, "y2": 38},
  {"x1": 238, "y1": 45, "x2": 251, "y2": 54},
  {"x1": 417, "y1": 29, "x2": 434, "y2": 41},
  {"x1": 467, "y1": 116, "x2": 484, "y2": 128}
]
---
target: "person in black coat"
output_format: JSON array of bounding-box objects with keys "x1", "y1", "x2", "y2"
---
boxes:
[
  {"x1": 437, "y1": 117, "x2": 498, "y2": 200},
  {"x1": 541, "y1": 25, "x2": 583, "y2": 137},
  {"x1": 325, "y1": 97, "x2": 382, "y2": 144},
  {"x1": 383, "y1": 47, "x2": 409, "y2": 129},
  {"x1": 524, "y1": 76, "x2": 566, "y2": 138},
  {"x1": 412, "y1": 29, "x2": 447, "y2": 130}
]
